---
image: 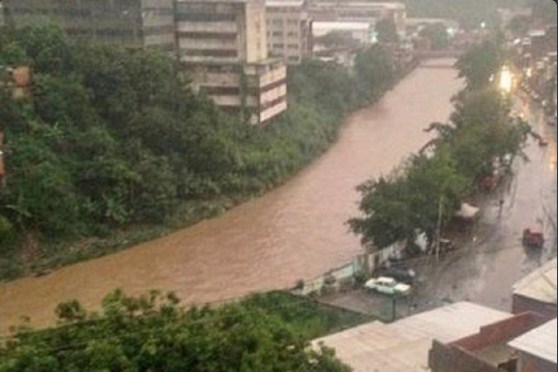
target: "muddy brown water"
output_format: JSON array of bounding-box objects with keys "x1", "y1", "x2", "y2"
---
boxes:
[{"x1": 0, "y1": 59, "x2": 463, "y2": 333}]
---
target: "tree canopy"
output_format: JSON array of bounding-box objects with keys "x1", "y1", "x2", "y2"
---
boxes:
[
  {"x1": 0, "y1": 26, "x2": 398, "y2": 279},
  {"x1": 419, "y1": 23, "x2": 450, "y2": 50},
  {"x1": 349, "y1": 39, "x2": 526, "y2": 251},
  {"x1": 375, "y1": 18, "x2": 399, "y2": 44},
  {"x1": 0, "y1": 291, "x2": 352, "y2": 371},
  {"x1": 455, "y1": 39, "x2": 505, "y2": 90}
]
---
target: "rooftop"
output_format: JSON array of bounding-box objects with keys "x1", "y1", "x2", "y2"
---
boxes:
[
  {"x1": 266, "y1": 0, "x2": 304, "y2": 7},
  {"x1": 313, "y1": 302, "x2": 510, "y2": 372},
  {"x1": 509, "y1": 318, "x2": 557, "y2": 364},
  {"x1": 512, "y1": 258, "x2": 557, "y2": 305},
  {"x1": 312, "y1": 1, "x2": 405, "y2": 10},
  {"x1": 313, "y1": 21, "x2": 372, "y2": 31}
]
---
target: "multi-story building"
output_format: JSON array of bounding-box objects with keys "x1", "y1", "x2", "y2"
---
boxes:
[
  {"x1": 265, "y1": 0, "x2": 312, "y2": 65},
  {"x1": 4, "y1": 0, "x2": 287, "y2": 125},
  {"x1": 176, "y1": 0, "x2": 287, "y2": 125},
  {"x1": 308, "y1": 1, "x2": 406, "y2": 38},
  {"x1": 3, "y1": 0, "x2": 176, "y2": 49}
]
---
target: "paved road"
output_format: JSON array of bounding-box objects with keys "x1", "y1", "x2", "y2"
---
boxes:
[{"x1": 411, "y1": 93, "x2": 557, "y2": 313}]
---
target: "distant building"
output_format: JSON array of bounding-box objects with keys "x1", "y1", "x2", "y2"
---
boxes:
[
  {"x1": 312, "y1": 21, "x2": 373, "y2": 45},
  {"x1": 4, "y1": 0, "x2": 288, "y2": 125},
  {"x1": 265, "y1": 0, "x2": 312, "y2": 65},
  {"x1": 3, "y1": 0, "x2": 176, "y2": 49},
  {"x1": 176, "y1": 0, "x2": 287, "y2": 125},
  {"x1": 509, "y1": 318, "x2": 557, "y2": 372},
  {"x1": 512, "y1": 258, "x2": 557, "y2": 321},
  {"x1": 313, "y1": 302, "x2": 511, "y2": 372},
  {"x1": 308, "y1": 1, "x2": 406, "y2": 38}
]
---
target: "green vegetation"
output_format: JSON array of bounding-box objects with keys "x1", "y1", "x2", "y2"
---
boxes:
[
  {"x1": 455, "y1": 38, "x2": 505, "y2": 90},
  {"x1": 0, "y1": 27, "x2": 399, "y2": 280},
  {"x1": 349, "y1": 39, "x2": 527, "y2": 251},
  {"x1": 375, "y1": 18, "x2": 399, "y2": 44},
  {"x1": 0, "y1": 291, "x2": 361, "y2": 371},
  {"x1": 419, "y1": 23, "x2": 450, "y2": 50}
]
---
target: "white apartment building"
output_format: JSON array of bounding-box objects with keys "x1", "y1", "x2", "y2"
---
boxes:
[
  {"x1": 308, "y1": 1, "x2": 406, "y2": 38},
  {"x1": 176, "y1": 0, "x2": 287, "y2": 125},
  {"x1": 266, "y1": 0, "x2": 312, "y2": 64}
]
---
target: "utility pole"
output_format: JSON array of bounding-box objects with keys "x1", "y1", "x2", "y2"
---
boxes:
[
  {"x1": 435, "y1": 196, "x2": 443, "y2": 262},
  {"x1": 391, "y1": 295, "x2": 397, "y2": 322}
]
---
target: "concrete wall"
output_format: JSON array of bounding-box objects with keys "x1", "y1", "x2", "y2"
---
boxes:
[
  {"x1": 245, "y1": 0, "x2": 268, "y2": 63},
  {"x1": 512, "y1": 294, "x2": 557, "y2": 322},
  {"x1": 518, "y1": 352, "x2": 556, "y2": 372}
]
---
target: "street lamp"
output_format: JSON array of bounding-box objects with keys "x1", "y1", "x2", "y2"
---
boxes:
[{"x1": 499, "y1": 66, "x2": 513, "y2": 94}]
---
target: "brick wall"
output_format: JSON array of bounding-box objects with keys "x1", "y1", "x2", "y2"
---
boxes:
[
  {"x1": 429, "y1": 313, "x2": 548, "y2": 372},
  {"x1": 453, "y1": 312, "x2": 547, "y2": 351},
  {"x1": 519, "y1": 352, "x2": 556, "y2": 372},
  {"x1": 429, "y1": 340, "x2": 501, "y2": 372}
]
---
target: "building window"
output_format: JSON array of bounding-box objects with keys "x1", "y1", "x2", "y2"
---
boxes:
[
  {"x1": 178, "y1": 31, "x2": 237, "y2": 40},
  {"x1": 272, "y1": 43, "x2": 284, "y2": 48},
  {"x1": 176, "y1": 13, "x2": 236, "y2": 22}
]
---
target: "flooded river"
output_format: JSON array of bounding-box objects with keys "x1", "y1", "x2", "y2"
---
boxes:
[{"x1": 0, "y1": 59, "x2": 463, "y2": 332}]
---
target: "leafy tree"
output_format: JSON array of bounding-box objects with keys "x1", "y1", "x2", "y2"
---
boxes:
[
  {"x1": 375, "y1": 18, "x2": 399, "y2": 43},
  {"x1": 455, "y1": 39, "x2": 505, "y2": 89},
  {"x1": 0, "y1": 290, "x2": 351, "y2": 372},
  {"x1": 0, "y1": 26, "x2": 398, "y2": 277},
  {"x1": 354, "y1": 45, "x2": 396, "y2": 101},
  {"x1": 314, "y1": 31, "x2": 360, "y2": 49},
  {"x1": 349, "y1": 48, "x2": 526, "y2": 252},
  {"x1": 419, "y1": 23, "x2": 450, "y2": 50},
  {"x1": 349, "y1": 149, "x2": 467, "y2": 250}
]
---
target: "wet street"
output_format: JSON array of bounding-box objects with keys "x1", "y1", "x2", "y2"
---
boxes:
[
  {"x1": 0, "y1": 59, "x2": 463, "y2": 333},
  {"x1": 412, "y1": 93, "x2": 557, "y2": 313}
]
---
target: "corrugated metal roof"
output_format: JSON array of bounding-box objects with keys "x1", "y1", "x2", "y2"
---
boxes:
[
  {"x1": 512, "y1": 259, "x2": 557, "y2": 305},
  {"x1": 509, "y1": 318, "x2": 557, "y2": 364},
  {"x1": 313, "y1": 302, "x2": 510, "y2": 372}
]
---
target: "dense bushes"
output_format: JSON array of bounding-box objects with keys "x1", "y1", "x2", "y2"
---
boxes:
[
  {"x1": 0, "y1": 291, "x2": 354, "y2": 371},
  {"x1": 0, "y1": 26, "x2": 397, "y2": 275},
  {"x1": 349, "y1": 39, "x2": 527, "y2": 251}
]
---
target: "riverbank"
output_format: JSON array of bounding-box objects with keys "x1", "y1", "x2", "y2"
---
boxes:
[
  {"x1": 1, "y1": 57, "x2": 462, "y2": 333},
  {"x1": 0, "y1": 44, "x2": 419, "y2": 282}
]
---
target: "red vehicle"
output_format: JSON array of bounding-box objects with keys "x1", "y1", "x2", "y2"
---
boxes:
[
  {"x1": 522, "y1": 227, "x2": 544, "y2": 248},
  {"x1": 479, "y1": 175, "x2": 499, "y2": 191}
]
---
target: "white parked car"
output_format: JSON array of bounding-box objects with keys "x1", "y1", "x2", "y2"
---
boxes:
[{"x1": 365, "y1": 276, "x2": 412, "y2": 296}]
